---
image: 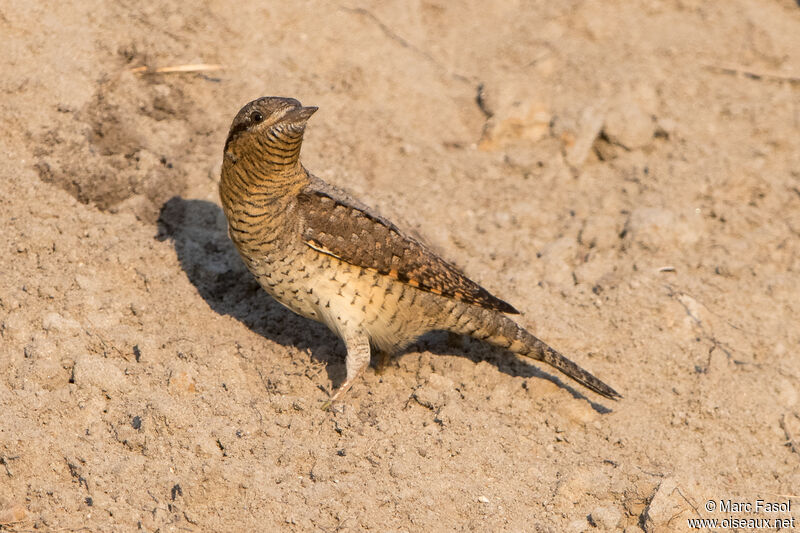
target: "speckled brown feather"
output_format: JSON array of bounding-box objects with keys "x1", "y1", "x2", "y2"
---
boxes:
[{"x1": 296, "y1": 188, "x2": 520, "y2": 315}]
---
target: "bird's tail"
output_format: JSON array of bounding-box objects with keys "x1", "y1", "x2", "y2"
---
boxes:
[
  {"x1": 519, "y1": 332, "x2": 622, "y2": 400},
  {"x1": 449, "y1": 309, "x2": 622, "y2": 400}
]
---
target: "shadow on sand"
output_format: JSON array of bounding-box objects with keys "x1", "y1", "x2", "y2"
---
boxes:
[{"x1": 156, "y1": 196, "x2": 612, "y2": 413}]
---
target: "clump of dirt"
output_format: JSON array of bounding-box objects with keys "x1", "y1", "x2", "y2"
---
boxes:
[{"x1": 31, "y1": 48, "x2": 219, "y2": 222}]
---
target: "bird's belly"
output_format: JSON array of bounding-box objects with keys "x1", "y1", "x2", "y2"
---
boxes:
[
  {"x1": 243, "y1": 248, "x2": 324, "y2": 322},
  {"x1": 246, "y1": 248, "x2": 444, "y2": 351}
]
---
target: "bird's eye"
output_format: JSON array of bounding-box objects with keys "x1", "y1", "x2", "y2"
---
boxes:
[{"x1": 250, "y1": 111, "x2": 264, "y2": 124}]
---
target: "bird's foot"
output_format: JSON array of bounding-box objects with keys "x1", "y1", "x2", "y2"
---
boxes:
[{"x1": 320, "y1": 379, "x2": 356, "y2": 410}]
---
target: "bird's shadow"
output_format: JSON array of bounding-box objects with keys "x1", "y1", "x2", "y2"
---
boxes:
[
  {"x1": 156, "y1": 197, "x2": 612, "y2": 413},
  {"x1": 155, "y1": 196, "x2": 340, "y2": 369}
]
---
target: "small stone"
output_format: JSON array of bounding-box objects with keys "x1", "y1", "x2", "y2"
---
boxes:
[
  {"x1": 567, "y1": 519, "x2": 589, "y2": 533},
  {"x1": 623, "y1": 207, "x2": 703, "y2": 251},
  {"x1": 168, "y1": 370, "x2": 197, "y2": 394},
  {"x1": 42, "y1": 312, "x2": 81, "y2": 335},
  {"x1": 565, "y1": 106, "x2": 605, "y2": 167},
  {"x1": 413, "y1": 373, "x2": 454, "y2": 410},
  {"x1": 427, "y1": 372, "x2": 454, "y2": 391},
  {"x1": 589, "y1": 505, "x2": 623, "y2": 529},
  {"x1": 72, "y1": 354, "x2": 128, "y2": 393},
  {"x1": 1, "y1": 312, "x2": 27, "y2": 341},
  {"x1": 603, "y1": 101, "x2": 655, "y2": 150},
  {"x1": 30, "y1": 355, "x2": 65, "y2": 390},
  {"x1": 477, "y1": 495, "x2": 489, "y2": 504},
  {"x1": 643, "y1": 477, "x2": 694, "y2": 532},
  {"x1": 74, "y1": 274, "x2": 97, "y2": 291},
  {"x1": 0, "y1": 503, "x2": 27, "y2": 524},
  {"x1": 479, "y1": 99, "x2": 551, "y2": 151}
]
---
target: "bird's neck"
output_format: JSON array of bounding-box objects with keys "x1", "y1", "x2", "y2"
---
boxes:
[
  {"x1": 219, "y1": 142, "x2": 310, "y2": 257},
  {"x1": 221, "y1": 130, "x2": 311, "y2": 204}
]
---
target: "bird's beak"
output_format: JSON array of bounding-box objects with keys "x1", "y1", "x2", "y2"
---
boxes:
[{"x1": 282, "y1": 106, "x2": 318, "y2": 125}]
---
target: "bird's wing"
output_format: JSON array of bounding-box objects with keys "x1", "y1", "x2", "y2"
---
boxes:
[{"x1": 296, "y1": 179, "x2": 519, "y2": 314}]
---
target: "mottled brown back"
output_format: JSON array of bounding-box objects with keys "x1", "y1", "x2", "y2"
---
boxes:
[{"x1": 297, "y1": 185, "x2": 520, "y2": 315}]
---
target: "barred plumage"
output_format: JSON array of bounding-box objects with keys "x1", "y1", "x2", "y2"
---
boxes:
[{"x1": 219, "y1": 96, "x2": 621, "y2": 404}]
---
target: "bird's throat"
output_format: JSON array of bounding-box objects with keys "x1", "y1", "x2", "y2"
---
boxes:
[{"x1": 221, "y1": 126, "x2": 310, "y2": 202}]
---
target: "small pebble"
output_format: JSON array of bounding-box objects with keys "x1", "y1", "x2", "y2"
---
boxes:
[{"x1": 589, "y1": 505, "x2": 622, "y2": 529}]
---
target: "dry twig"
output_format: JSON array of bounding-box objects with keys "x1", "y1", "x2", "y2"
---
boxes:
[{"x1": 129, "y1": 63, "x2": 223, "y2": 75}]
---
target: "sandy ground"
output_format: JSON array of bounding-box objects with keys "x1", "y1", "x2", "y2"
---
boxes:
[{"x1": 1, "y1": 1, "x2": 800, "y2": 531}]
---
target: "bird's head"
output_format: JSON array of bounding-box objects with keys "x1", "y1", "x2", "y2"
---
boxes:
[{"x1": 223, "y1": 96, "x2": 318, "y2": 163}]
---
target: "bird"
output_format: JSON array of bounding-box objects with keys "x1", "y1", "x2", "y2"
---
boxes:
[{"x1": 219, "y1": 96, "x2": 621, "y2": 406}]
